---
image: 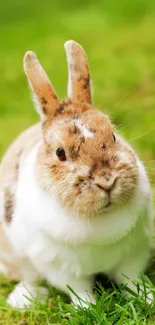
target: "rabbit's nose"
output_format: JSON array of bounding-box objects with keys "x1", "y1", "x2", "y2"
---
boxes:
[{"x1": 95, "y1": 174, "x2": 118, "y2": 191}]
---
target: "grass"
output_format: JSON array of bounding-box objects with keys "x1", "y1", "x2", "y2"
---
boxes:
[
  {"x1": 1, "y1": 0, "x2": 155, "y2": 323},
  {"x1": 1, "y1": 277, "x2": 155, "y2": 324}
]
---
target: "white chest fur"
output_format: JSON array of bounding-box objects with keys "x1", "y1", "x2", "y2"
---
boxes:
[{"x1": 7, "y1": 145, "x2": 152, "y2": 286}]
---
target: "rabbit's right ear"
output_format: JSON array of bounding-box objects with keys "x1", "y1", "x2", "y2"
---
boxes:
[
  {"x1": 64, "y1": 40, "x2": 92, "y2": 104},
  {"x1": 24, "y1": 51, "x2": 60, "y2": 120}
]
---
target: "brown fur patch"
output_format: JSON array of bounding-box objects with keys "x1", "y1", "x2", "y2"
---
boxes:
[
  {"x1": 0, "y1": 124, "x2": 41, "y2": 224},
  {"x1": 101, "y1": 143, "x2": 106, "y2": 150},
  {"x1": 4, "y1": 188, "x2": 14, "y2": 222},
  {"x1": 69, "y1": 144, "x2": 80, "y2": 160},
  {"x1": 41, "y1": 97, "x2": 48, "y2": 105},
  {"x1": 78, "y1": 75, "x2": 90, "y2": 90},
  {"x1": 52, "y1": 94, "x2": 57, "y2": 100},
  {"x1": 83, "y1": 76, "x2": 90, "y2": 89},
  {"x1": 42, "y1": 106, "x2": 48, "y2": 114},
  {"x1": 68, "y1": 124, "x2": 81, "y2": 137},
  {"x1": 54, "y1": 102, "x2": 65, "y2": 117}
]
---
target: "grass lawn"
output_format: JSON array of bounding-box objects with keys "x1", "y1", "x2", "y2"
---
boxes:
[{"x1": 1, "y1": 0, "x2": 155, "y2": 323}]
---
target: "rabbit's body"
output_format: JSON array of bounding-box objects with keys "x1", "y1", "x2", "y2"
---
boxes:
[
  {"x1": 0, "y1": 122, "x2": 153, "y2": 307},
  {"x1": 0, "y1": 41, "x2": 153, "y2": 307}
]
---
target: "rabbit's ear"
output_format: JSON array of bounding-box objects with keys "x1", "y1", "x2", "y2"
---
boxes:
[
  {"x1": 64, "y1": 40, "x2": 92, "y2": 104},
  {"x1": 24, "y1": 51, "x2": 60, "y2": 119}
]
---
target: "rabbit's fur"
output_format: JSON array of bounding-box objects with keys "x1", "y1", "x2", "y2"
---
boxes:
[{"x1": 0, "y1": 41, "x2": 153, "y2": 307}]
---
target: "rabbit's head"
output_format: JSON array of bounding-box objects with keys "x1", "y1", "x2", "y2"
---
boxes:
[{"x1": 24, "y1": 41, "x2": 138, "y2": 217}]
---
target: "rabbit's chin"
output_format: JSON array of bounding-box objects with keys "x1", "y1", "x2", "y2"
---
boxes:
[{"x1": 61, "y1": 190, "x2": 133, "y2": 218}]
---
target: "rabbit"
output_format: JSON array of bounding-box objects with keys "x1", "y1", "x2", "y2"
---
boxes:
[{"x1": 0, "y1": 40, "x2": 153, "y2": 308}]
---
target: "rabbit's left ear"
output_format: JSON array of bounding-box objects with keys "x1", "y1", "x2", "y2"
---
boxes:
[
  {"x1": 64, "y1": 40, "x2": 92, "y2": 104},
  {"x1": 24, "y1": 51, "x2": 60, "y2": 120}
]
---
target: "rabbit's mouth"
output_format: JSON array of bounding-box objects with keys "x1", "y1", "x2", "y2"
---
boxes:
[
  {"x1": 69, "y1": 183, "x2": 136, "y2": 216},
  {"x1": 68, "y1": 186, "x2": 114, "y2": 216},
  {"x1": 56, "y1": 172, "x2": 137, "y2": 216}
]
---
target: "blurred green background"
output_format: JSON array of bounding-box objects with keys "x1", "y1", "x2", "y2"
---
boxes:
[
  {"x1": 1, "y1": 1, "x2": 155, "y2": 323},
  {"x1": 0, "y1": 0, "x2": 155, "y2": 188}
]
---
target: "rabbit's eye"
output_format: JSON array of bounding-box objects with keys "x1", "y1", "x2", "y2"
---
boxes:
[
  {"x1": 56, "y1": 148, "x2": 66, "y2": 161},
  {"x1": 113, "y1": 134, "x2": 116, "y2": 142}
]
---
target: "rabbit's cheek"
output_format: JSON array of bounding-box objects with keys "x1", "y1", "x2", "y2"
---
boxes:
[{"x1": 110, "y1": 175, "x2": 137, "y2": 205}]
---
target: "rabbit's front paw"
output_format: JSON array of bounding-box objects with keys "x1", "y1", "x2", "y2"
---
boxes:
[
  {"x1": 7, "y1": 283, "x2": 35, "y2": 308},
  {"x1": 71, "y1": 291, "x2": 96, "y2": 308},
  {"x1": 7, "y1": 282, "x2": 48, "y2": 308}
]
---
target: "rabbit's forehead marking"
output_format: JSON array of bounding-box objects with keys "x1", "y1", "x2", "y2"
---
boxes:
[
  {"x1": 73, "y1": 120, "x2": 94, "y2": 138},
  {"x1": 46, "y1": 118, "x2": 94, "y2": 143}
]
